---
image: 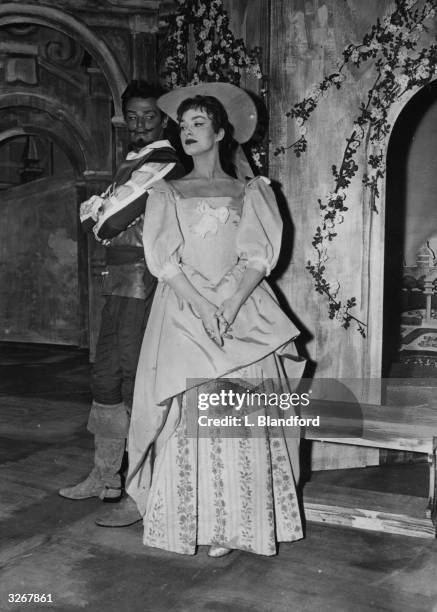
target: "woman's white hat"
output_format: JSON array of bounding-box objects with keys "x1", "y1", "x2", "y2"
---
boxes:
[{"x1": 158, "y1": 82, "x2": 258, "y2": 144}]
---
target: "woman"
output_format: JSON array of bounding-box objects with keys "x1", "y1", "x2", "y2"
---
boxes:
[{"x1": 127, "y1": 83, "x2": 305, "y2": 557}]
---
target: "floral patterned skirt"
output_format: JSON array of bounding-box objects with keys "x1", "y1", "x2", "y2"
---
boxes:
[{"x1": 142, "y1": 356, "x2": 303, "y2": 556}]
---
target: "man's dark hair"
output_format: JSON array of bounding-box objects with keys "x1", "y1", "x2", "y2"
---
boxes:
[{"x1": 121, "y1": 80, "x2": 167, "y2": 117}]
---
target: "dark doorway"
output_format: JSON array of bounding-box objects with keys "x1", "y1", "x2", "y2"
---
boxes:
[{"x1": 384, "y1": 81, "x2": 437, "y2": 377}]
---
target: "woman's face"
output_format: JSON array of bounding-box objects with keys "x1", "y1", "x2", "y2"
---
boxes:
[{"x1": 179, "y1": 108, "x2": 224, "y2": 156}]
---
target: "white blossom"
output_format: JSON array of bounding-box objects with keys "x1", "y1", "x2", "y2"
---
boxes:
[
  {"x1": 371, "y1": 107, "x2": 384, "y2": 121},
  {"x1": 387, "y1": 23, "x2": 400, "y2": 34},
  {"x1": 336, "y1": 305, "x2": 348, "y2": 321},
  {"x1": 397, "y1": 48, "x2": 408, "y2": 64},
  {"x1": 331, "y1": 73, "x2": 344, "y2": 84},
  {"x1": 396, "y1": 73, "x2": 410, "y2": 90},
  {"x1": 350, "y1": 48, "x2": 360, "y2": 63},
  {"x1": 251, "y1": 150, "x2": 263, "y2": 169},
  {"x1": 417, "y1": 63, "x2": 430, "y2": 79}
]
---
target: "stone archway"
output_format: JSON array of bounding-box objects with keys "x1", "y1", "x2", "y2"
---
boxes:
[
  {"x1": 0, "y1": 94, "x2": 93, "y2": 175},
  {"x1": 0, "y1": 3, "x2": 127, "y2": 119},
  {"x1": 0, "y1": 12, "x2": 124, "y2": 351}
]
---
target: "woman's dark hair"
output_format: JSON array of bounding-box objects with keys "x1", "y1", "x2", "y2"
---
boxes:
[
  {"x1": 121, "y1": 80, "x2": 166, "y2": 117},
  {"x1": 177, "y1": 95, "x2": 238, "y2": 177}
]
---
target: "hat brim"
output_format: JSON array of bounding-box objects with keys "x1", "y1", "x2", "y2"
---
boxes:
[{"x1": 158, "y1": 83, "x2": 257, "y2": 144}]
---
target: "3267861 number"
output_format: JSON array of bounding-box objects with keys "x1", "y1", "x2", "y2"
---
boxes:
[{"x1": 8, "y1": 594, "x2": 53, "y2": 603}]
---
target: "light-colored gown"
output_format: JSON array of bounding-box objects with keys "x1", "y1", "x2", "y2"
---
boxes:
[{"x1": 127, "y1": 176, "x2": 305, "y2": 555}]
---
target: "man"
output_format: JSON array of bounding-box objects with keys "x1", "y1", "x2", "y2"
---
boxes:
[{"x1": 59, "y1": 81, "x2": 185, "y2": 526}]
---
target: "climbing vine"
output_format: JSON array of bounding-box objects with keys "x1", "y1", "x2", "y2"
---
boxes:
[
  {"x1": 161, "y1": 0, "x2": 267, "y2": 171},
  {"x1": 162, "y1": 0, "x2": 263, "y2": 86},
  {"x1": 275, "y1": 0, "x2": 437, "y2": 336}
]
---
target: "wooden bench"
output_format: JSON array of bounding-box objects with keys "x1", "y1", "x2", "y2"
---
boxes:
[{"x1": 301, "y1": 401, "x2": 437, "y2": 538}]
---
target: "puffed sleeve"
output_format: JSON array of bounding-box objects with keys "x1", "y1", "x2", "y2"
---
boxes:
[
  {"x1": 142, "y1": 182, "x2": 184, "y2": 281},
  {"x1": 236, "y1": 176, "x2": 283, "y2": 276}
]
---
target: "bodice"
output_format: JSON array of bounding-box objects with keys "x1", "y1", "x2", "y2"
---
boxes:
[{"x1": 175, "y1": 195, "x2": 243, "y2": 284}]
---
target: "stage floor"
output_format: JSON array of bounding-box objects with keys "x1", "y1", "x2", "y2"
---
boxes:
[{"x1": 1, "y1": 342, "x2": 436, "y2": 612}]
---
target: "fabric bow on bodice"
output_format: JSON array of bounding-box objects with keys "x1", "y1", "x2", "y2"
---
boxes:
[{"x1": 191, "y1": 200, "x2": 230, "y2": 238}]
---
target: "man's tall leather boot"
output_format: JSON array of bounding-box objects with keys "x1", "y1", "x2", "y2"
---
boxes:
[
  {"x1": 59, "y1": 434, "x2": 125, "y2": 501},
  {"x1": 59, "y1": 401, "x2": 128, "y2": 501}
]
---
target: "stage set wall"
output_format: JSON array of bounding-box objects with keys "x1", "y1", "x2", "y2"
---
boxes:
[
  {"x1": 0, "y1": 0, "x2": 161, "y2": 353},
  {"x1": 2, "y1": 1, "x2": 436, "y2": 470},
  {"x1": 268, "y1": 1, "x2": 437, "y2": 468}
]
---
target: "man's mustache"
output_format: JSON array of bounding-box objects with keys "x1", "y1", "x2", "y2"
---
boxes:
[{"x1": 129, "y1": 128, "x2": 155, "y2": 136}]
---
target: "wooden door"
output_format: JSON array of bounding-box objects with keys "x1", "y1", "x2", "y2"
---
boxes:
[{"x1": 0, "y1": 176, "x2": 82, "y2": 345}]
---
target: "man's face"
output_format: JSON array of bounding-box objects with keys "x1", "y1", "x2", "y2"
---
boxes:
[{"x1": 125, "y1": 97, "x2": 166, "y2": 148}]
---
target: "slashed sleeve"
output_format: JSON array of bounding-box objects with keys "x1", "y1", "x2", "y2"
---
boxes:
[
  {"x1": 142, "y1": 183, "x2": 184, "y2": 282},
  {"x1": 236, "y1": 176, "x2": 283, "y2": 276}
]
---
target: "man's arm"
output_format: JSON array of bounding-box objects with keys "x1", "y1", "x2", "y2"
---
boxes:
[
  {"x1": 78, "y1": 162, "x2": 170, "y2": 238},
  {"x1": 94, "y1": 155, "x2": 185, "y2": 241}
]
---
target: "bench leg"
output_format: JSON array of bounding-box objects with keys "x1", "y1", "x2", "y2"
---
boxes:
[{"x1": 426, "y1": 437, "x2": 437, "y2": 534}]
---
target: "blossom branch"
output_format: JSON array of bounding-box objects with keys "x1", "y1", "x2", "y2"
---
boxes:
[{"x1": 287, "y1": 0, "x2": 437, "y2": 335}]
